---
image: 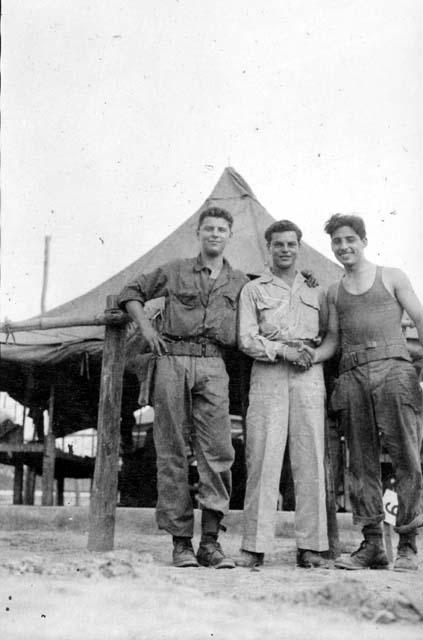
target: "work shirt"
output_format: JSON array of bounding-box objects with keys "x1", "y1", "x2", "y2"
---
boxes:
[
  {"x1": 117, "y1": 255, "x2": 248, "y2": 347},
  {"x1": 238, "y1": 270, "x2": 326, "y2": 362}
]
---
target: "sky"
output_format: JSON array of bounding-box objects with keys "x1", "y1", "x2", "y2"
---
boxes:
[{"x1": 2, "y1": 0, "x2": 423, "y2": 322}]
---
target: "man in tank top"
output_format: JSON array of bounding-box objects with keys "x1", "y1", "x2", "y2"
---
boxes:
[{"x1": 324, "y1": 213, "x2": 423, "y2": 571}]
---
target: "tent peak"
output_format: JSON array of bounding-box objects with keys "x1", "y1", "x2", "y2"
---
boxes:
[{"x1": 206, "y1": 167, "x2": 257, "y2": 203}]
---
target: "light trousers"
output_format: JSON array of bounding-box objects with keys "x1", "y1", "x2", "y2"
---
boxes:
[{"x1": 242, "y1": 360, "x2": 328, "y2": 553}]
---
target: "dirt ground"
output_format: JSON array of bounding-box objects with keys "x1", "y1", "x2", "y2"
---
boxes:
[{"x1": 0, "y1": 508, "x2": 422, "y2": 639}]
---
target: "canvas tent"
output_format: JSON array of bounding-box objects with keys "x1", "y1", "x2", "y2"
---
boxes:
[{"x1": 0, "y1": 167, "x2": 342, "y2": 437}]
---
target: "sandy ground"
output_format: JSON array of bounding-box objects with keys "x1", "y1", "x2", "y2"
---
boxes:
[{"x1": 0, "y1": 508, "x2": 422, "y2": 639}]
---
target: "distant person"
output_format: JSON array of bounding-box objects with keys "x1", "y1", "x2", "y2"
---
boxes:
[
  {"x1": 236, "y1": 220, "x2": 338, "y2": 569},
  {"x1": 324, "y1": 214, "x2": 423, "y2": 571},
  {"x1": 118, "y1": 207, "x2": 248, "y2": 568}
]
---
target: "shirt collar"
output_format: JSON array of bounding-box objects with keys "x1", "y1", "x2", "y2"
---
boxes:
[
  {"x1": 258, "y1": 268, "x2": 306, "y2": 290},
  {"x1": 193, "y1": 254, "x2": 230, "y2": 275}
]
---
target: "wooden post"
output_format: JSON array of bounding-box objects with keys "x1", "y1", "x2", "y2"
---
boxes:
[
  {"x1": 57, "y1": 475, "x2": 64, "y2": 506},
  {"x1": 24, "y1": 467, "x2": 36, "y2": 505},
  {"x1": 324, "y1": 417, "x2": 340, "y2": 559},
  {"x1": 41, "y1": 235, "x2": 51, "y2": 315},
  {"x1": 88, "y1": 296, "x2": 127, "y2": 551},
  {"x1": 12, "y1": 425, "x2": 24, "y2": 504},
  {"x1": 42, "y1": 388, "x2": 56, "y2": 506}
]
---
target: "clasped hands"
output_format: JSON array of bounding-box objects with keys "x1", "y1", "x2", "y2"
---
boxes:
[{"x1": 276, "y1": 342, "x2": 316, "y2": 370}]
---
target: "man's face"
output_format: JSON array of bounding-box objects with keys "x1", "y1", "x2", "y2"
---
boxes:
[
  {"x1": 268, "y1": 231, "x2": 299, "y2": 271},
  {"x1": 197, "y1": 216, "x2": 232, "y2": 257},
  {"x1": 330, "y1": 225, "x2": 367, "y2": 266}
]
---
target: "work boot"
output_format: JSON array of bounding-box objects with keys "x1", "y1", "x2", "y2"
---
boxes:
[
  {"x1": 297, "y1": 549, "x2": 329, "y2": 569},
  {"x1": 235, "y1": 549, "x2": 264, "y2": 568},
  {"x1": 197, "y1": 508, "x2": 235, "y2": 569},
  {"x1": 172, "y1": 537, "x2": 199, "y2": 568},
  {"x1": 335, "y1": 540, "x2": 389, "y2": 570},
  {"x1": 196, "y1": 540, "x2": 235, "y2": 569},
  {"x1": 393, "y1": 533, "x2": 418, "y2": 572}
]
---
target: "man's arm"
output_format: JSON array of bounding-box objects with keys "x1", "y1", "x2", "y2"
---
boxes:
[
  {"x1": 238, "y1": 284, "x2": 307, "y2": 364},
  {"x1": 125, "y1": 300, "x2": 168, "y2": 355},
  {"x1": 390, "y1": 268, "x2": 423, "y2": 346},
  {"x1": 117, "y1": 266, "x2": 170, "y2": 355},
  {"x1": 303, "y1": 284, "x2": 339, "y2": 364}
]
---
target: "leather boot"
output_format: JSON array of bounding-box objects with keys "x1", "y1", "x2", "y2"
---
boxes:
[
  {"x1": 196, "y1": 509, "x2": 235, "y2": 569},
  {"x1": 394, "y1": 532, "x2": 418, "y2": 572},
  {"x1": 335, "y1": 524, "x2": 389, "y2": 570}
]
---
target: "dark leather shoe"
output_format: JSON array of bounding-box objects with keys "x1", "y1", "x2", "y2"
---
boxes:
[
  {"x1": 297, "y1": 549, "x2": 329, "y2": 568},
  {"x1": 335, "y1": 540, "x2": 389, "y2": 570},
  {"x1": 197, "y1": 541, "x2": 235, "y2": 569},
  {"x1": 393, "y1": 543, "x2": 418, "y2": 572},
  {"x1": 172, "y1": 539, "x2": 199, "y2": 568},
  {"x1": 235, "y1": 549, "x2": 264, "y2": 568}
]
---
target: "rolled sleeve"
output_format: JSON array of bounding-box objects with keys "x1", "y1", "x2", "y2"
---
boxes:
[
  {"x1": 238, "y1": 285, "x2": 280, "y2": 362},
  {"x1": 117, "y1": 267, "x2": 169, "y2": 311}
]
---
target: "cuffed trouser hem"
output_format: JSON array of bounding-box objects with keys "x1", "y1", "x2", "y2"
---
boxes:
[
  {"x1": 156, "y1": 513, "x2": 195, "y2": 538},
  {"x1": 395, "y1": 514, "x2": 423, "y2": 534},
  {"x1": 352, "y1": 513, "x2": 385, "y2": 527},
  {"x1": 295, "y1": 538, "x2": 329, "y2": 553},
  {"x1": 241, "y1": 539, "x2": 267, "y2": 555},
  {"x1": 197, "y1": 499, "x2": 230, "y2": 516}
]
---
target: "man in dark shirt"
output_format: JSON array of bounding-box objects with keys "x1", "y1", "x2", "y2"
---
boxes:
[
  {"x1": 324, "y1": 214, "x2": 423, "y2": 572},
  {"x1": 118, "y1": 207, "x2": 248, "y2": 568}
]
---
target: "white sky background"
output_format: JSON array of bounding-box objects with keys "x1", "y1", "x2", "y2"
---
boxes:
[{"x1": 1, "y1": 0, "x2": 423, "y2": 321}]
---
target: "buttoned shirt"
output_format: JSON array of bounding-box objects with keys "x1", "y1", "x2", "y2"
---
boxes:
[
  {"x1": 117, "y1": 255, "x2": 248, "y2": 347},
  {"x1": 238, "y1": 269, "x2": 327, "y2": 362}
]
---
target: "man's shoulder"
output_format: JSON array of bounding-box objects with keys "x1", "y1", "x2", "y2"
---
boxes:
[
  {"x1": 240, "y1": 273, "x2": 269, "y2": 293},
  {"x1": 224, "y1": 261, "x2": 249, "y2": 284}
]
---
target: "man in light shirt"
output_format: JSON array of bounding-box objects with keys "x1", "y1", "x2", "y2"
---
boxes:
[{"x1": 236, "y1": 220, "x2": 338, "y2": 568}]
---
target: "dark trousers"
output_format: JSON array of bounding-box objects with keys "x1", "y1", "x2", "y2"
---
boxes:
[
  {"x1": 331, "y1": 359, "x2": 423, "y2": 533},
  {"x1": 153, "y1": 355, "x2": 234, "y2": 537}
]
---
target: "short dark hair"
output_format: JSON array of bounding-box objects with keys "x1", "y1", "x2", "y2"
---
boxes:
[
  {"x1": 198, "y1": 207, "x2": 233, "y2": 230},
  {"x1": 324, "y1": 213, "x2": 366, "y2": 240},
  {"x1": 264, "y1": 220, "x2": 302, "y2": 244}
]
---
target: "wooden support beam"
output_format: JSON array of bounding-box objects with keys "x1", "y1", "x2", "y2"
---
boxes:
[
  {"x1": 0, "y1": 443, "x2": 44, "y2": 453},
  {"x1": 13, "y1": 424, "x2": 24, "y2": 505},
  {"x1": 324, "y1": 418, "x2": 340, "y2": 559},
  {"x1": 88, "y1": 296, "x2": 127, "y2": 552},
  {"x1": 23, "y1": 467, "x2": 36, "y2": 505},
  {"x1": 42, "y1": 388, "x2": 56, "y2": 506},
  {"x1": 0, "y1": 309, "x2": 129, "y2": 334},
  {"x1": 57, "y1": 475, "x2": 64, "y2": 506}
]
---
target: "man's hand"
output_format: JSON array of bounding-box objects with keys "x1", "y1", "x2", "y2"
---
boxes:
[
  {"x1": 142, "y1": 326, "x2": 168, "y2": 356},
  {"x1": 301, "y1": 270, "x2": 319, "y2": 288},
  {"x1": 276, "y1": 344, "x2": 313, "y2": 370}
]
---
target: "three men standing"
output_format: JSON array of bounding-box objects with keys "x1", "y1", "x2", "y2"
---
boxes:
[{"x1": 119, "y1": 204, "x2": 423, "y2": 573}]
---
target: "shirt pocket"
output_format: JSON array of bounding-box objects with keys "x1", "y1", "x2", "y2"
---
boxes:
[
  {"x1": 173, "y1": 290, "x2": 201, "y2": 309},
  {"x1": 255, "y1": 295, "x2": 282, "y2": 311},
  {"x1": 222, "y1": 292, "x2": 237, "y2": 310},
  {"x1": 299, "y1": 290, "x2": 320, "y2": 335}
]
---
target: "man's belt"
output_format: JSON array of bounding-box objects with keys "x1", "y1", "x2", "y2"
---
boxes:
[
  {"x1": 339, "y1": 341, "x2": 411, "y2": 373},
  {"x1": 163, "y1": 336, "x2": 223, "y2": 358}
]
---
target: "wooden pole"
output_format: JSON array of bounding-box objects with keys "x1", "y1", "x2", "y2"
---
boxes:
[
  {"x1": 88, "y1": 296, "x2": 127, "y2": 552},
  {"x1": 0, "y1": 309, "x2": 128, "y2": 334},
  {"x1": 57, "y1": 475, "x2": 64, "y2": 506},
  {"x1": 24, "y1": 467, "x2": 36, "y2": 505},
  {"x1": 41, "y1": 235, "x2": 51, "y2": 315},
  {"x1": 12, "y1": 424, "x2": 24, "y2": 505},
  {"x1": 324, "y1": 417, "x2": 340, "y2": 559},
  {"x1": 42, "y1": 388, "x2": 56, "y2": 506}
]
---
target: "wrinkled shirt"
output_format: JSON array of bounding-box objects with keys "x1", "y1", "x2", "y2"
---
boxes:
[
  {"x1": 238, "y1": 270, "x2": 327, "y2": 362},
  {"x1": 117, "y1": 256, "x2": 248, "y2": 347}
]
